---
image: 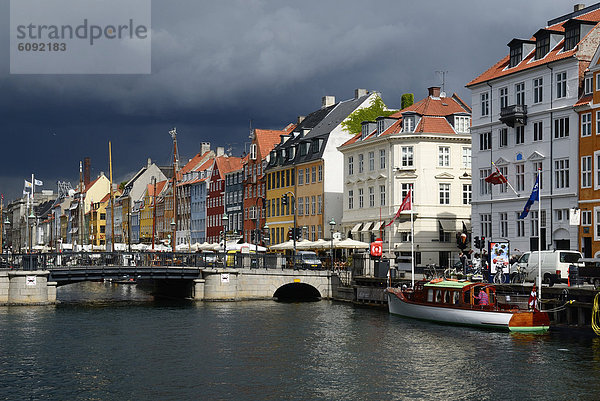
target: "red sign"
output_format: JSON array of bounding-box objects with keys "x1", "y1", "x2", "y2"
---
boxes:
[{"x1": 370, "y1": 241, "x2": 383, "y2": 257}]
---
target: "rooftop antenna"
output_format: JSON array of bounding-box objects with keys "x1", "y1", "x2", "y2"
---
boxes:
[
  {"x1": 436, "y1": 70, "x2": 448, "y2": 93},
  {"x1": 249, "y1": 118, "x2": 254, "y2": 140}
]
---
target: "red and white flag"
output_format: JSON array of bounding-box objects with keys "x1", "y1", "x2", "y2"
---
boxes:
[
  {"x1": 385, "y1": 188, "x2": 412, "y2": 227},
  {"x1": 484, "y1": 165, "x2": 508, "y2": 185}
]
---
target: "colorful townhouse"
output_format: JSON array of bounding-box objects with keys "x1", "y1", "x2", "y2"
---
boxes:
[
  {"x1": 206, "y1": 154, "x2": 242, "y2": 243},
  {"x1": 468, "y1": 3, "x2": 600, "y2": 253}
]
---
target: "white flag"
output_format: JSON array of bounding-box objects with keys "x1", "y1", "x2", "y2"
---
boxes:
[
  {"x1": 34, "y1": 179, "x2": 43, "y2": 186},
  {"x1": 24, "y1": 180, "x2": 32, "y2": 188}
]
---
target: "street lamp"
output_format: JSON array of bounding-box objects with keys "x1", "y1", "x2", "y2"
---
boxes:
[
  {"x1": 283, "y1": 191, "x2": 296, "y2": 269},
  {"x1": 329, "y1": 217, "x2": 336, "y2": 271},
  {"x1": 2, "y1": 217, "x2": 10, "y2": 256},
  {"x1": 222, "y1": 214, "x2": 229, "y2": 268},
  {"x1": 127, "y1": 212, "x2": 131, "y2": 253},
  {"x1": 170, "y1": 219, "x2": 176, "y2": 250},
  {"x1": 28, "y1": 211, "x2": 35, "y2": 254}
]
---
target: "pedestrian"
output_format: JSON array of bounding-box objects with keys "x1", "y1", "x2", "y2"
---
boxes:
[
  {"x1": 476, "y1": 287, "x2": 489, "y2": 305},
  {"x1": 528, "y1": 285, "x2": 539, "y2": 311},
  {"x1": 459, "y1": 252, "x2": 467, "y2": 274}
]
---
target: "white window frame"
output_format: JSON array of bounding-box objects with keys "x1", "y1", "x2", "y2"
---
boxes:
[
  {"x1": 500, "y1": 212, "x2": 508, "y2": 237},
  {"x1": 368, "y1": 186, "x2": 375, "y2": 207},
  {"x1": 533, "y1": 121, "x2": 543, "y2": 142},
  {"x1": 597, "y1": 111, "x2": 600, "y2": 135},
  {"x1": 515, "y1": 82, "x2": 525, "y2": 105},
  {"x1": 358, "y1": 188, "x2": 364, "y2": 208},
  {"x1": 347, "y1": 156, "x2": 354, "y2": 176},
  {"x1": 582, "y1": 210, "x2": 592, "y2": 226},
  {"x1": 480, "y1": 169, "x2": 491, "y2": 195},
  {"x1": 582, "y1": 112, "x2": 592, "y2": 137},
  {"x1": 438, "y1": 146, "x2": 450, "y2": 167},
  {"x1": 533, "y1": 77, "x2": 543, "y2": 103},
  {"x1": 439, "y1": 183, "x2": 450, "y2": 205},
  {"x1": 379, "y1": 149, "x2": 386, "y2": 169},
  {"x1": 516, "y1": 163, "x2": 524, "y2": 192},
  {"x1": 516, "y1": 213, "x2": 525, "y2": 237},
  {"x1": 582, "y1": 155, "x2": 592, "y2": 188},
  {"x1": 480, "y1": 132, "x2": 491, "y2": 150},
  {"x1": 481, "y1": 92, "x2": 489, "y2": 116},
  {"x1": 380, "y1": 185, "x2": 386, "y2": 206},
  {"x1": 499, "y1": 128, "x2": 508, "y2": 147},
  {"x1": 348, "y1": 190, "x2": 354, "y2": 210},
  {"x1": 462, "y1": 184, "x2": 472, "y2": 205},
  {"x1": 554, "y1": 158, "x2": 570, "y2": 189},
  {"x1": 499, "y1": 87, "x2": 508, "y2": 109},
  {"x1": 515, "y1": 125, "x2": 525, "y2": 144},
  {"x1": 554, "y1": 117, "x2": 569, "y2": 138},
  {"x1": 556, "y1": 71, "x2": 567, "y2": 99},
  {"x1": 401, "y1": 146, "x2": 414, "y2": 167},
  {"x1": 462, "y1": 147, "x2": 471, "y2": 169},
  {"x1": 585, "y1": 76, "x2": 593, "y2": 95},
  {"x1": 595, "y1": 206, "x2": 600, "y2": 241},
  {"x1": 595, "y1": 150, "x2": 600, "y2": 191}
]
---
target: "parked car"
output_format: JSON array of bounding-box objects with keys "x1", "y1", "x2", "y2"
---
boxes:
[
  {"x1": 298, "y1": 251, "x2": 323, "y2": 270},
  {"x1": 577, "y1": 258, "x2": 600, "y2": 288},
  {"x1": 510, "y1": 250, "x2": 582, "y2": 285}
]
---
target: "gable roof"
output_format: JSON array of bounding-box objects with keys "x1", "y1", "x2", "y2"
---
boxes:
[{"x1": 390, "y1": 93, "x2": 471, "y2": 118}]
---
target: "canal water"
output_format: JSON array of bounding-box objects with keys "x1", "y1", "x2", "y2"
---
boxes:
[{"x1": 1, "y1": 282, "x2": 600, "y2": 401}]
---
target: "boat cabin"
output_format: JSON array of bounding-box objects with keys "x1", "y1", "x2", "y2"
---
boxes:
[{"x1": 411, "y1": 280, "x2": 496, "y2": 308}]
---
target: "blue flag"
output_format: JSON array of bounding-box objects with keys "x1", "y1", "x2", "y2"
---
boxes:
[{"x1": 519, "y1": 174, "x2": 539, "y2": 219}]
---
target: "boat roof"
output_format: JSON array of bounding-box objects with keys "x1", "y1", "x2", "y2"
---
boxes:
[{"x1": 423, "y1": 280, "x2": 474, "y2": 289}]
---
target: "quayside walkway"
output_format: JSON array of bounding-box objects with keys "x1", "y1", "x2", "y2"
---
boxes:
[{"x1": 0, "y1": 252, "x2": 336, "y2": 305}]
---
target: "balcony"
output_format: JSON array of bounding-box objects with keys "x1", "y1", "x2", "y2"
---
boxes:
[{"x1": 500, "y1": 104, "x2": 527, "y2": 128}]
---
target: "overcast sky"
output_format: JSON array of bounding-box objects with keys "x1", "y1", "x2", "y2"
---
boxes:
[{"x1": 0, "y1": 0, "x2": 577, "y2": 201}]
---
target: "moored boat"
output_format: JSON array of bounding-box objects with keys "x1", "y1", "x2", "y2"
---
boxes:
[{"x1": 386, "y1": 279, "x2": 550, "y2": 332}]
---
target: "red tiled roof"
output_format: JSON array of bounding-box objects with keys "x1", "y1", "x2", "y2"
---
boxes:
[
  {"x1": 178, "y1": 150, "x2": 212, "y2": 178},
  {"x1": 467, "y1": 9, "x2": 600, "y2": 87},
  {"x1": 575, "y1": 93, "x2": 593, "y2": 107},
  {"x1": 215, "y1": 155, "x2": 243, "y2": 177},
  {"x1": 389, "y1": 93, "x2": 469, "y2": 117},
  {"x1": 415, "y1": 116, "x2": 456, "y2": 134},
  {"x1": 146, "y1": 180, "x2": 167, "y2": 197},
  {"x1": 255, "y1": 128, "x2": 288, "y2": 159}
]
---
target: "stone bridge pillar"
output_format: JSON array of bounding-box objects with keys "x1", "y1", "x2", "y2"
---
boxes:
[
  {"x1": 0, "y1": 270, "x2": 56, "y2": 305},
  {"x1": 202, "y1": 269, "x2": 240, "y2": 300}
]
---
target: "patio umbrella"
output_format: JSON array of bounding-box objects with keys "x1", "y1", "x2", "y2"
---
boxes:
[{"x1": 335, "y1": 238, "x2": 369, "y2": 249}]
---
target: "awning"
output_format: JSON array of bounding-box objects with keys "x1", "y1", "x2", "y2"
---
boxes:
[
  {"x1": 361, "y1": 222, "x2": 373, "y2": 232},
  {"x1": 396, "y1": 221, "x2": 412, "y2": 231},
  {"x1": 439, "y1": 220, "x2": 458, "y2": 232},
  {"x1": 371, "y1": 221, "x2": 383, "y2": 232},
  {"x1": 350, "y1": 223, "x2": 362, "y2": 233},
  {"x1": 462, "y1": 220, "x2": 471, "y2": 232}
]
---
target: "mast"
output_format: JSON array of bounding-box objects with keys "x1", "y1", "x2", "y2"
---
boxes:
[
  {"x1": 170, "y1": 128, "x2": 179, "y2": 249},
  {"x1": 79, "y1": 161, "x2": 84, "y2": 249},
  {"x1": 152, "y1": 176, "x2": 156, "y2": 250},
  {"x1": 537, "y1": 169, "x2": 542, "y2": 301},
  {"x1": 109, "y1": 141, "x2": 114, "y2": 252}
]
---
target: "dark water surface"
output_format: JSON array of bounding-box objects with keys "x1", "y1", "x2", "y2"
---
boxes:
[{"x1": 1, "y1": 282, "x2": 600, "y2": 400}]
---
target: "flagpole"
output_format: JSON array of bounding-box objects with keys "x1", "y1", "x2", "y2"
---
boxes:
[
  {"x1": 410, "y1": 186, "x2": 414, "y2": 288},
  {"x1": 537, "y1": 169, "x2": 542, "y2": 301}
]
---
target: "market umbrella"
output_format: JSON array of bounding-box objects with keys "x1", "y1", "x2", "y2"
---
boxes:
[{"x1": 335, "y1": 238, "x2": 369, "y2": 249}]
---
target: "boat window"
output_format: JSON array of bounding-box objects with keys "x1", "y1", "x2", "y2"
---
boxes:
[
  {"x1": 444, "y1": 291, "x2": 450, "y2": 303},
  {"x1": 489, "y1": 291, "x2": 495, "y2": 305},
  {"x1": 464, "y1": 290, "x2": 471, "y2": 304},
  {"x1": 427, "y1": 290, "x2": 433, "y2": 302},
  {"x1": 453, "y1": 291, "x2": 460, "y2": 305},
  {"x1": 436, "y1": 290, "x2": 442, "y2": 303}
]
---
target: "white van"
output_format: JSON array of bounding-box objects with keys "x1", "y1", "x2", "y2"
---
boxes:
[{"x1": 510, "y1": 250, "x2": 582, "y2": 285}]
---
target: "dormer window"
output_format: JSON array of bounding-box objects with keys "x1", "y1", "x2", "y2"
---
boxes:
[
  {"x1": 377, "y1": 119, "x2": 384, "y2": 134},
  {"x1": 299, "y1": 142, "x2": 307, "y2": 156},
  {"x1": 565, "y1": 24, "x2": 580, "y2": 50},
  {"x1": 510, "y1": 46, "x2": 522, "y2": 67},
  {"x1": 288, "y1": 146, "x2": 295, "y2": 160},
  {"x1": 455, "y1": 116, "x2": 470, "y2": 133},
  {"x1": 361, "y1": 123, "x2": 369, "y2": 138},
  {"x1": 535, "y1": 36, "x2": 549, "y2": 59},
  {"x1": 249, "y1": 143, "x2": 257, "y2": 160},
  {"x1": 311, "y1": 140, "x2": 319, "y2": 153},
  {"x1": 585, "y1": 76, "x2": 593, "y2": 95},
  {"x1": 403, "y1": 116, "x2": 414, "y2": 132}
]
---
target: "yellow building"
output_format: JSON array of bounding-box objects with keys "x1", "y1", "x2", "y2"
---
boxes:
[
  {"x1": 140, "y1": 181, "x2": 166, "y2": 243},
  {"x1": 295, "y1": 160, "x2": 324, "y2": 241},
  {"x1": 265, "y1": 166, "x2": 296, "y2": 244},
  {"x1": 89, "y1": 193, "x2": 111, "y2": 246}
]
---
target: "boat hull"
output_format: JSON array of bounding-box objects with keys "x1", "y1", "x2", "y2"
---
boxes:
[{"x1": 387, "y1": 289, "x2": 549, "y2": 332}]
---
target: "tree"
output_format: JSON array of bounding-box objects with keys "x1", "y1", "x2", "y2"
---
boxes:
[
  {"x1": 401, "y1": 93, "x2": 414, "y2": 109},
  {"x1": 341, "y1": 96, "x2": 396, "y2": 135}
]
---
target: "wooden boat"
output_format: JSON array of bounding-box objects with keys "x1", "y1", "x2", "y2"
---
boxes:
[{"x1": 386, "y1": 279, "x2": 550, "y2": 332}]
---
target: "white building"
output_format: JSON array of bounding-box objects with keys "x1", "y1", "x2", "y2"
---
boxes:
[
  {"x1": 467, "y1": 3, "x2": 600, "y2": 253},
  {"x1": 339, "y1": 87, "x2": 472, "y2": 268}
]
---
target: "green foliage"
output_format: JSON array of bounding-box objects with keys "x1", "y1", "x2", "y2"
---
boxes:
[
  {"x1": 341, "y1": 96, "x2": 396, "y2": 135},
  {"x1": 401, "y1": 93, "x2": 414, "y2": 109},
  {"x1": 118, "y1": 181, "x2": 127, "y2": 191}
]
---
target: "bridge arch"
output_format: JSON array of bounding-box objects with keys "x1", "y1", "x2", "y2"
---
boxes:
[{"x1": 273, "y1": 282, "x2": 321, "y2": 301}]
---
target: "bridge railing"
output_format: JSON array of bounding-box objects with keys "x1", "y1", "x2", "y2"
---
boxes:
[{"x1": 2, "y1": 251, "x2": 332, "y2": 272}]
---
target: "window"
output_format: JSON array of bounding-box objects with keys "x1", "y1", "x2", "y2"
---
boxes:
[
  {"x1": 311, "y1": 166, "x2": 316, "y2": 183},
  {"x1": 509, "y1": 45, "x2": 522, "y2": 67},
  {"x1": 348, "y1": 190, "x2": 354, "y2": 209},
  {"x1": 481, "y1": 92, "x2": 489, "y2": 116},
  {"x1": 438, "y1": 146, "x2": 450, "y2": 167},
  {"x1": 401, "y1": 183, "x2": 413, "y2": 201},
  {"x1": 358, "y1": 154, "x2": 364, "y2": 173},
  {"x1": 455, "y1": 116, "x2": 470, "y2": 133},
  {"x1": 305, "y1": 168, "x2": 310, "y2": 184},
  {"x1": 377, "y1": 119, "x2": 385, "y2": 134},
  {"x1": 516, "y1": 164, "x2": 524, "y2": 192},
  {"x1": 462, "y1": 147, "x2": 471, "y2": 169},
  {"x1": 480, "y1": 169, "x2": 491, "y2": 195},
  {"x1": 596, "y1": 207, "x2": 600, "y2": 240},
  {"x1": 368, "y1": 151, "x2": 375, "y2": 171},
  {"x1": 499, "y1": 166, "x2": 508, "y2": 193},
  {"x1": 304, "y1": 197, "x2": 309, "y2": 216},
  {"x1": 358, "y1": 188, "x2": 364, "y2": 208},
  {"x1": 402, "y1": 146, "x2": 414, "y2": 167},
  {"x1": 596, "y1": 151, "x2": 600, "y2": 190},
  {"x1": 380, "y1": 149, "x2": 386, "y2": 169},
  {"x1": 554, "y1": 117, "x2": 569, "y2": 138},
  {"x1": 515, "y1": 126, "x2": 525, "y2": 144},
  {"x1": 439, "y1": 183, "x2": 450, "y2": 205},
  {"x1": 318, "y1": 165, "x2": 322, "y2": 181},
  {"x1": 463, "y1": 184, "x2": 472, "y2": 205},
  {"x1": 348, "y1": 156, "x2": 354, "y2": 175},
  {"x1": 582, "y1": 156, "x2": 592, "y2": 188},
  {"x1": 439, "y1": 223, "x2": 451, "y2": 243},
  {"x1": 597, "y1": 111, "x2": 600, "y2": 135},
  {"x1": 533, "y1": 77, "x2": 543, "y2": 103},
  {"x1": 311, "y1": 196, "x2": 316, "y2": 215},
  {"x1": 298, "y1": 197, "x2": 304, "y2": 216},
  {"x1": 480, "y1": 132, "x2": 491, "y2": 150},
  {"x1": 500, "y1": 87, "x2": 508, "y2": 109},
  {"x1": 369, "y1": 186, "x2": 375, "y2": 207},
  {"x1": 499, "y1": 128, "x2": 508, "y2": 147},
  {"x1": 565, "y1": 25, "x2": 580, "y2": 51},
  {"x1": 533, "y1": 121, "x2": 543, "y2": 141},
  {"x1": 516, "y1": 213, "x2": 525, "y2": 237},
  {"x1": 533, "y1": 161, "x2": 543, "y2": 190},
  {"x1": 404, "y1": 116, "x2": 414, "y2": 132},
  {"x1": 555, "y1": 158, "x2": 570, "y2": 189},
  {"x1": 556, "y1": 209, "x2": 570, "y2": 222},
  {"x1": 582, "y1": 113, "x2": 592, "y2": 137},
  {"x1": 380, "y1": 185, "x2": 386, "y2": 206},
  {"x1": 515, "y1": 82, "x2": 525, "y2": 105},
  {"x1": 531, "y1": 211, "x2": 539, "y2": 237},
  {"x1": 536, "y1": 36, "x2": 549, "y2": 60},
  {"x1": 480, "y1": 214, "x2": 491, "y2": 237},
  {"x1": 500, "y1": 212, "x2": 508, "y2": 237},
  {"x1": 585, "y1": 76, "x2": 593, "y2": 95},
  {"x1": 556, "y1": 71, "x2": 567, "y2": 99},
  {"x1": 582, "y1": 210, "x2": 592, "y2": 226}
]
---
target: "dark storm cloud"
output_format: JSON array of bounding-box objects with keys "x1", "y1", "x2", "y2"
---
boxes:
[{"x1": 0, "y1": 0, "x2": 572, "y2": 200}]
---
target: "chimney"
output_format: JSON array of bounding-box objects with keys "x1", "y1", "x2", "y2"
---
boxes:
[
  {"x1": 321, "y1": 95, "x2": 336, "y2": 109},
  {"x1": 297, "y1": 115, "x2": 305, "y2": 124},
  {"x1": 574, "y1": 4, "x2": 586, "y2": 11},
  {"x1": 428, "y1": 86, "x2": 441, "y2": 98},
  {"x1": 201, "y1": 142, "x2": 210, "y2": 154},
  {"x1": 354, "y1": 88, "x2": 368, "y2": 99},
  {"x1": 147, "y1": 157, "x2": 152, "y2": 168},
  {"x1": 216, "y1": 146, "x2": 225, "y2": 157},
  {"x1": 84, "y1": 157, "x2": 91, "y2": 187}
]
